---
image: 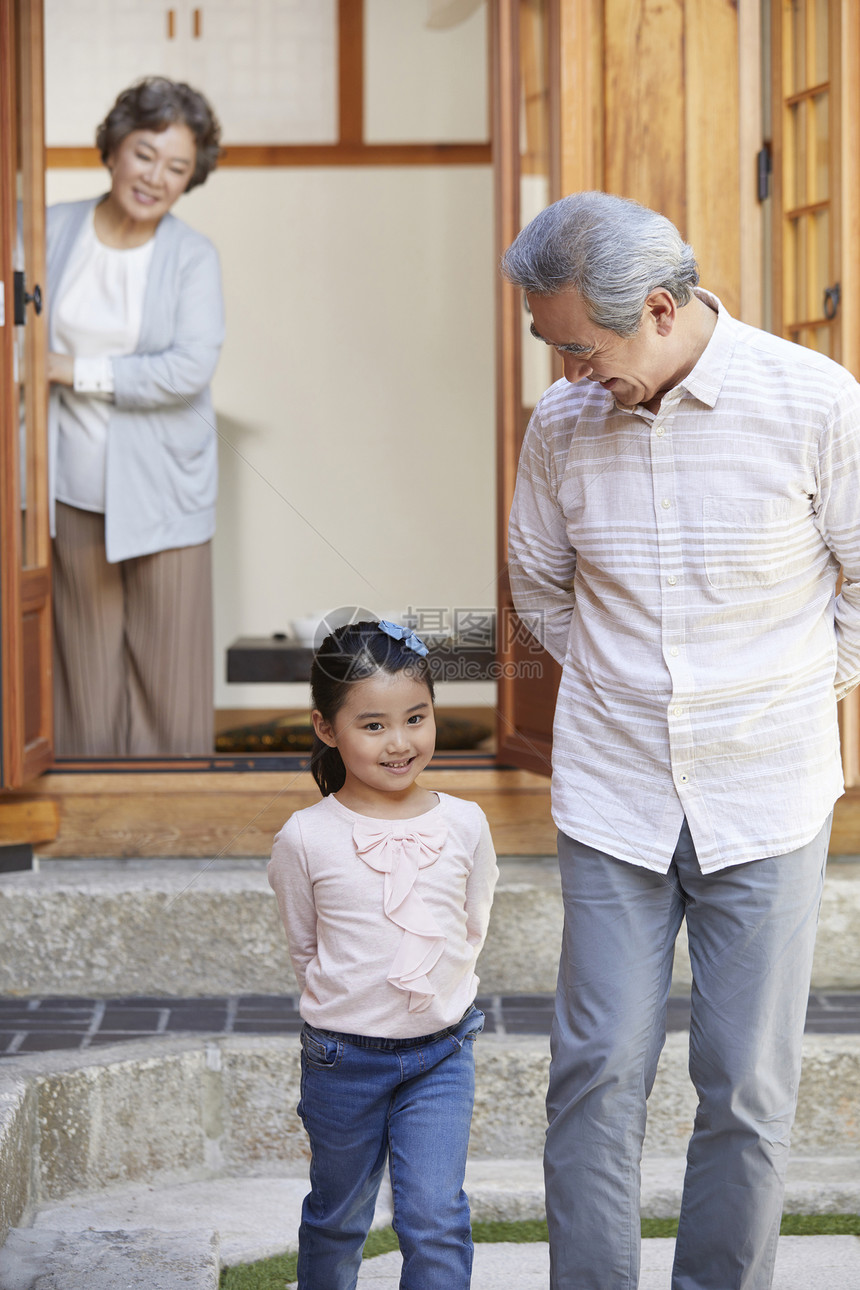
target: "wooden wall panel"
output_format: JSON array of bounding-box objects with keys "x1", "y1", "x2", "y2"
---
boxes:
[
  {"x1": 603, "y1": 0, "x2": 687, "y2": 232},
  {"x1": 738, "y1": 0, "x2": 764, "y2": 327},
  {"x1": 684, "y1": 0, "x2": 740, "y2": 314},
  {"x1": 558, "y1": 0, "x2": 603, "y2": 195},
  {"x1": 563, "y1": 0, "x2": 743, "y2": 311}
]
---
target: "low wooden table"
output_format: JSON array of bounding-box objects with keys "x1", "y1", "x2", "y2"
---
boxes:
[{"x1": 226, "y1": 636, "x2": 498, "y2": 684}]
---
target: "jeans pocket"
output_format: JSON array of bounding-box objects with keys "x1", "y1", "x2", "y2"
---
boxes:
[
  {"x1": 302, "y1": 1027, "x2": 342, "y2": 1069},
  {"x1": 450, "y1": 1005, "x2": 485, "y2": 1049}
]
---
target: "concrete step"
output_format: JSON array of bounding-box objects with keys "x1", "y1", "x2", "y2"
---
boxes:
[
  {"x1": 347, "y1": 1238, "x2": 860, "y2": 1290},
  {"x1": 10, "y1": 1158, "x2": 860, "y2": 1271},
  {"x1": 0, "y1": 1034, "x2": 857, "y2": 1229},
  {"x1": 1, "y1": 856, "x2": 859, "y2": 997},
  {"x1": 6, "y1": 1162, "x2": 859, "y2": 1282},
  {"x1": 1, "y1": 1035, "x2": 858, "y2": 1284},
  {"x1": 0, "y1": 1226, "x2": 220, "y2": 1290},
  {"x1": 465, "y1": 1156, "x2": 860, "y2": 1223},
  {"x1": 471, "y1": 1033, "x2": 860, "y2": 1160}
]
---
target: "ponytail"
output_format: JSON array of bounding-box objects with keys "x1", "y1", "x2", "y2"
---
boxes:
[{"x1": 310, "y1": 734, "x2": 346, "y2": 797}]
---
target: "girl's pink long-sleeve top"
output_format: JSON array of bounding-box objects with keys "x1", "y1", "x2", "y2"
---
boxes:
[{"x1": 268, "y1": 791, "x2": 499, "y2": 1039}]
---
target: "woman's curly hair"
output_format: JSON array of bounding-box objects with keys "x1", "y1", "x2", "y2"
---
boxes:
[{"x1": 96, "y1": 77, "x2": 222, "y2": 191}]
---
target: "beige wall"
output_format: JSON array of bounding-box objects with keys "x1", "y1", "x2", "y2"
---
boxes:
[{"x1": 45, "y1": 164, "x2": 496, "y2": 711}]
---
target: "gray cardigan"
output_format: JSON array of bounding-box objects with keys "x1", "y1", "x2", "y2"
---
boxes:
[{"x1": 46, "y1": 198, "x2": 224, "y2": 562}]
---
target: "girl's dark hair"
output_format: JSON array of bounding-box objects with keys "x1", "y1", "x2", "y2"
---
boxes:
[
  {"x1": 96, "y1": 77, "x2": 222, "y2": 192},
  {"x1": 310, "y1": 622, "x2": 435, "y2": 797}
]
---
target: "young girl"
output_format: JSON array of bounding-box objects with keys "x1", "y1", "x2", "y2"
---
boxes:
[{"x1": 268, "y1": 620, "x2": 498, "y2": 1290}]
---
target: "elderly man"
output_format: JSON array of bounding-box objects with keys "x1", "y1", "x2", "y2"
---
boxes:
[{"x1": 503, "y1": 191, "x2": 860, "y2": 1290}]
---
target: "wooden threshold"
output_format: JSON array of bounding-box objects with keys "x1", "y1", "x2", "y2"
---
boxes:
[
  {"x1": 8, "y1": 772, "x2": 860, "y2": 860},
  {"x1": 12, "y1": 765, "x2": 556, "y2": 858}
]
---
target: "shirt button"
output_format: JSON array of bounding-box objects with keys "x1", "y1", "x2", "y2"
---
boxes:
[
  {"x1": 673, "y1": 706, "x2": 683, "y2": 716},
  {"x1": 670, "y1": 647, "x2": 679, "y2": 657},
  {"x1": 667, "y1": 575, "x2": 678, "y2": 586},
  {"x1": 678, "y1": 773, "x2": 689, "y2": 784},
  {"x1": 661, "y1": 498, "x2": 671, "y2": 509},
  {"x1": 655, "y1": 426, "x2": 665, "y2": 437}
]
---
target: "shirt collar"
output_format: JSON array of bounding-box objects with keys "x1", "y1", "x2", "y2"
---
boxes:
[
  {"x1": 671, "y1": 288, "x2": 737, "y2": 409},
  {"x1": 611, "y1": 287, "x2": 738, "y2": 416}
]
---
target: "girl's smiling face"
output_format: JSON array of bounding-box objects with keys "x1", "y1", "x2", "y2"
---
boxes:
[{"x1": 313, "y1": 670, "x2": 436, "y2": 807}]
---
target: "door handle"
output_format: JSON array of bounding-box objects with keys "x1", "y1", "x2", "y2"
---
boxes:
[
  {"x1": 13, "y1": 271, "x2": 42, "y2": 325},
  {"x1": 824, "y1": 283, "x2": 841, "y2": 320}
]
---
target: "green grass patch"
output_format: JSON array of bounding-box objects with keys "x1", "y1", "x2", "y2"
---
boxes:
[
  {"x1": 779, "y1": 1213, "x2": 860, "y2": 1236},
  {"x1": 220, "y1": 1251, "x2": 297, "y2": 1290},
  {"x1": 219, "y1": 1214, "x2": 860, "y2": 1287}
]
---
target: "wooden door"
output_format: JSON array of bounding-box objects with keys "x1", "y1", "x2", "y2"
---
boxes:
[
  {"x1": 0, "y1": 0, "x2": 53, "y2": 787},
  {"x1": 493, "y1": 0, "x2": 562, "y2": 775},
  {"x1": 494, "y1": 0, "x2": 743, "y2": 774},
  {"x1": 770, "y1": 0, "x2": 860, "y2": 784}
]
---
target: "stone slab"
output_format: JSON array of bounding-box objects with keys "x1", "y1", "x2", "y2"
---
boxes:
[
  {"x1": 0, "y1": 1227, "x2": 219, "y2": 1290},
  {"x1": 27, "y1": 1178, "x2": 309, "y2": 1270},
  {"x1": 470, "y1": 1033, "x2": 860, "y2": 1159},
  {"x1": 15, "y1": 1155, "x2": 860, "y2": 1272},
  {"x1": 0, "y1": 860, "x2": 295, "y2": 999},
  {"x1": 465, "y1": 1155, "x2": 860, "y2": 1223},
  {"x1": 0, "y1": 1079, "x2": 33, "y2": 1247},
  {"x1": 1, "y1": 1032, "x2": 857, "y2": 1199},
  {"x1": 26, "y1": 1171, "x2": 396, "y2": 1269},
  {"x1": 337, "y1": 1237, "x2": 860, "y2": 1290},
  {"x1": 1, "y1": 857, "x2": 857, "y2": 997}
]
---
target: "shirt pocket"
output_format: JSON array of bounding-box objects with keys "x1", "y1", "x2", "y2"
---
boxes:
[{"x1": 703, "y1": 496, "x2": 792, "y2": 589}]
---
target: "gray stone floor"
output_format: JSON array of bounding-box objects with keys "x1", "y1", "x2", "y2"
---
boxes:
[
  {"x1": 1, "y1": 991, "x2": 859, "y2": 1056},
  {"x1": 351, "y1": 1238, "x2": 860, "y2": 1289}
]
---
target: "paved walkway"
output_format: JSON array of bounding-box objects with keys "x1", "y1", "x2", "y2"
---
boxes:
[
  {"x1": 1, "y1": 992, "x2": 859, "y2": 1056},
  {"x1": 354, "y1": 1238, "x2": 860, "y2": 1288},
  {"x1": 8, "y1": 1172, "x2": 859, "y2": 1288}
]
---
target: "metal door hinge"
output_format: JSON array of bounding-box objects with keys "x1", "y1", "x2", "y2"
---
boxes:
[
  {"x1": 824, "y1": 283, "x2": 841, "y2": 320},
  {"x1": 757, "y1": 144, "x2": 772, "y2": 202}
]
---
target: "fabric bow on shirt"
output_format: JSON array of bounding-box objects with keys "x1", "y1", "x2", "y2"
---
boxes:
[{"x1": 352, "y1": 819, "x2": 448, "y2": 1012}]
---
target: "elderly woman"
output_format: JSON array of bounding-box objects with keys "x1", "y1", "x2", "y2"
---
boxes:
[{"x1": 47, "y1": 77, "x2": 223, "y2": 756}]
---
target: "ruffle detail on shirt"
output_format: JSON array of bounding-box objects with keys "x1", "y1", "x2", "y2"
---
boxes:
[{"x1": 353, "y1": 819, "x2": 448, "y2": 1013}]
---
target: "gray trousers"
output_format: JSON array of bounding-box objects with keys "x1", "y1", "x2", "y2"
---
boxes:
[{"x1": 546, "y1": 816, "x2": 831, "y2": 1290}]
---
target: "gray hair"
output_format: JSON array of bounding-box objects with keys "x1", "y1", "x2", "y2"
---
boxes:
[
  {"x1": 96, "y1": 77, "x2": 222, "y2": 192},
  {"x1": 500, "y1": 191, "x2": 699, "y2": 337}
]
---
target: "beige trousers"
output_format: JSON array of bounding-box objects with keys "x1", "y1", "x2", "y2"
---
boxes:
[{"x1": 52, "y1": 502, "x2": 214, "y2": 756}]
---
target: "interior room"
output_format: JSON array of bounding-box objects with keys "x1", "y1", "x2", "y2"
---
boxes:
[{"x1": 43, "y1": 0, "x2": 498, "y2": 756}]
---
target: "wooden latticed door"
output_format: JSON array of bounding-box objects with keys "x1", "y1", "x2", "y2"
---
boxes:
[
  {"x1": 771, "y1": 0, "x2": 860, "y2": 783},
  {"x1": 0, "y1": 0, "x2": 53, "y2": 787},
  {"x1": 493, "y1": 0, "x2": 563, "y2": 775}
]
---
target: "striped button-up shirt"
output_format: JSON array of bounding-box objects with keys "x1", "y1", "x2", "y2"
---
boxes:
[{"x1": 508, "y1": 291, "x2": 860, "y2": 873}]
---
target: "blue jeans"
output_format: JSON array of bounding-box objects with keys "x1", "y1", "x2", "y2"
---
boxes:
[
  {"x1": 296, "y1": 1004, "x2": 484, "y2": 1290},
  {"x1": 545, "y1": 816, "x2": 831, "y2": 1290}
]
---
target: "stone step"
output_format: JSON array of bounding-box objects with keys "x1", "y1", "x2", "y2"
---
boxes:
[
  {"x1": 8, "y1": 1157, "x2": 859, "y2": 1277},
  {"x1": 346, "y1": 1238, "x2": 860, "y2": 1290},
  {"x1": 1, "y1": 856, "x2": 859, "y2": 997},
  {"x1": 0, "y1": 1226, "x2": 220, "y2": 1290},
  {"x1": 1, "y1": 1036, "x2": 858, "y2": 1284},
  {"x1": 0, "y1": 1033, "x2": 857, "y2": 1236},
  {"x1": 465, "y1": 1155, "x2": 860, "y2": 1223},
  {"x1": 471, "y1": 1033, "x2": 860, "y2": 1160}
]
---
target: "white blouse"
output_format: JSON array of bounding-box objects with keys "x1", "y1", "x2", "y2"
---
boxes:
[{"x1": 51, "y1": 208, "x2": 154, "y2": 513}]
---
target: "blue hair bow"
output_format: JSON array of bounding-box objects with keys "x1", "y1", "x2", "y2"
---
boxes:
[{"x1": 378, "y1": 620, "x2": 430, "y2": 657}]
